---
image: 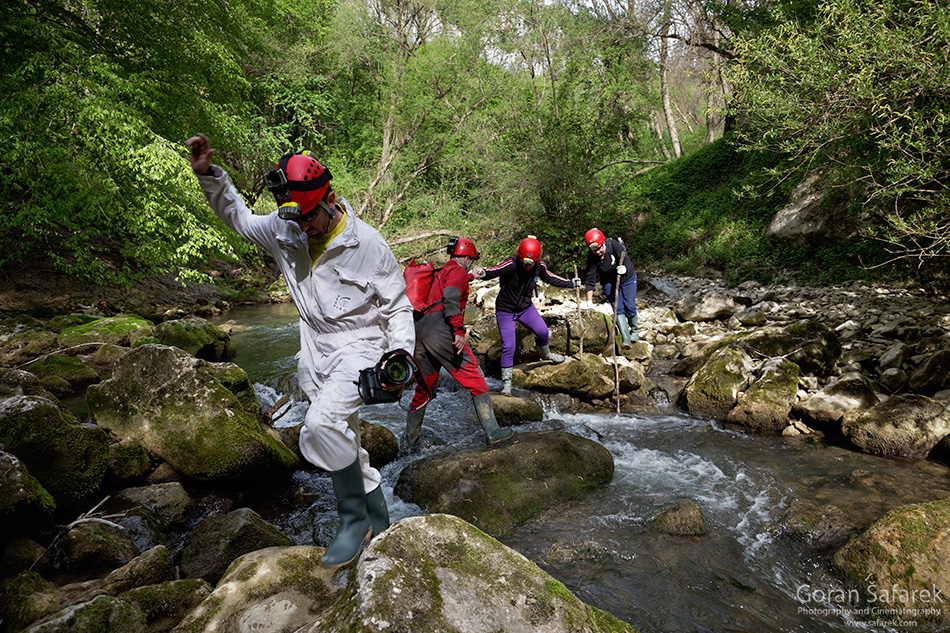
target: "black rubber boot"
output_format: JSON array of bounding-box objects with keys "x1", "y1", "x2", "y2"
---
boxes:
[
  {"x1": 365, "y1": 486, "x2": 390, "y2": 537},
  {"x1": 320, "y1": 460, "x2": 372, "y2": 568},
  {"x1": 404, "y1": 406, "x2": 426, "y2": 452},
  {"x1": 473, "y1": 393, "x2": 514, "y2": 444}
]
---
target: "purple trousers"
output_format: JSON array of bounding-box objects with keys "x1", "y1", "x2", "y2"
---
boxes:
[{"x1": 497, "y1": 305, "x2": 550, "y2": 368}]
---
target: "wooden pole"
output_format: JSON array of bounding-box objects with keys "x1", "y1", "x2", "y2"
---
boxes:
[
  {"x1": 574, "y1": 264, "x2": 584, "y2": 357},
  {"x1": 611, "y1": 249, "x2": 626, "y2": 414}
]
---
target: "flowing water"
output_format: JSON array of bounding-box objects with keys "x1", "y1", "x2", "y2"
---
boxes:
[{"x1": 212, "y1": 304, "x2": 950, "y2": 633}]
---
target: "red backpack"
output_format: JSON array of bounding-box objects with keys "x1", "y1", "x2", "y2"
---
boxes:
[{"x1": 403, "y1": 259, "x2": 443, "y2": 318}]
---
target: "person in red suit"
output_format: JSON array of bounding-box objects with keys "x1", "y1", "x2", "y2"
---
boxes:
[{"x1": 405, "y1": 237, "x2": 514, "y2": 451}]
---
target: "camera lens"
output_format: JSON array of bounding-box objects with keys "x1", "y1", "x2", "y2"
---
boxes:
[{"x1": 381, "y1": 358, "x2": 412, "y2": 386}]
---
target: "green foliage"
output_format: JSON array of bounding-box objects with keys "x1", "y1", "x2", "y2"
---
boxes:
[
  {"x1": 618, "y1": 135, "x2": 900, "y2": 284},
  {"x1": 728, "y1": 0, "x2": 950, "y2": 271}
]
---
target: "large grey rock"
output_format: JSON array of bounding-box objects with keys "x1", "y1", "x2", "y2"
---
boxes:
[
  {"x1": 87, "y1": 345, "x2": 297, "y2": 484},
  {"x1": 154, "y1": 316, "x2": 236, "y2": 361},
  {"x1": 174, "y1": 515, "x2": 637, "y2": 633},
  {"x1": 682, "y1": 346, "x2": 755, "y2": 420},
  {"x1": 395, "y1": 431, "x2": 613, "y2": 538},
  {"x1": 674, "y1": 292, "x2": 743, "y2": 322},
  {"x1": 179, "y1": 507, "x2": 292, "y2": 584},
  {"x1": 309, "y1": 514, "x2": 637, "y2": 633},
  {"x1": 834, "y1": 500, "x2": 950, "y2": 626},
  {"x1": 726, "y1": 357, "x2": 800, "y2": 433},
  {"x1": 0, "y1": 451, "x2": 55, "y2": 542},
  {"x1": 793, "y1": 372, "x2": 879, "y2": 429},
  {"x1": 907, "y1": 349, "x2": 950, "y2": 395},
  {"x1": 0, "y1": 396, "x2": 108, "y2": 504},
  {"x1": 842, "y1": 394, "x2": 950, "y2": 458},
  {"x1": 22, "y1": 595, "x2": 146, "y2": 633}
]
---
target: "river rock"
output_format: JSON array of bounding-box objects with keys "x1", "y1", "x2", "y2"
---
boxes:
[
  {"x1": 682, "y1": 345, "x2": 755, "y2": 420},
  {"x1": 60, "y1": 518, "x2": 140, "y2": 576},
  {"x1": 725, "y1": 357, "x2": 800, "y2": 433},
  {"x1": 154, "y1": 316, "x2": 236, "y2": 362},
  {"x1": 491, "y1": 393, "x2": 544, "y2": 424},
  {"x1": 113, "y1": 482, "x2": 191, "y2": 526},
  {"x1": 834, "y1": 499, "x2": 950, "y2": 626},
  {"x1": 20, "y1": 355, "x2": 99, "y2": 398},
  {"x1": 771, "y1": 499, "x2": 856, "y2": 551},
  {"x1": 0, "y1": 368, "x2": 58, "y2": 402},
  {"x1": 394, "y1": 430, "x2": 614, "y2": 537},
  {"x1": 86, "y1": 345, "x2": 297, "y2": 484},
  {"x1": 308, "y1": 514, "x2": 637, "y2": 633},
  {"x1": 517, "y1": 355, "x2": 617, "y2": 400},
  {"x1": 21, "y1": 594, "x2": 147, "y2": 633},
  {"x1": 0, "y1": 396, "x2": 109, "y2": 504},
  {"x1": 0, "y1": 450, "x2": 56, "y2": 542},
  {"x1": 792, "y1": 372, "x2": 879, "y2": 429},
  {"x1": 106, "y1": 438, "x2": 153, "y2": 485},
  {"x1": 118, "y1": 578, "x2": 212, "y2": 633},
  {"x1": 842, "y1": 394, "x2": 950, "y2": 458},
  {"x1": 674, "y1": 292, "x2": 744, "y2": 322},
  {"x1": 651, "y1": 499, "x2": 708, "y2": 536},
  {"x1": 57, "y1": 315, "x2": 156, "y2": 348},
  {"x1": 907, "y1": 349, "x2": 950, "y2": 395},
  {"x1": 179, "y1": 507, "x2": 292, "y2": 584}
]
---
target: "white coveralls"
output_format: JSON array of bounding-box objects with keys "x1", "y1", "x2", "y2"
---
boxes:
[{"x1": 199, "y1": 167, "x2": 415, "y2": 492}]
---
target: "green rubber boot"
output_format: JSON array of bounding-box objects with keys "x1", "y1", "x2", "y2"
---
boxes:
[
  {"x1": 404, "y1": 406, "x2": 426, "y2": 452},
  {"x1": 616, "y1": 314, "x2": 633, "y2": 349},
  {"x1": 320, "y1": 460, "x2": 372, "y2": 568},
  {"x1": 629, "y1": 312, "x2": 639, "y2": 342},
  {"x1": 473, "y1": 393, "x2": 514, "y2": 444},
  {"x1": 538, "y1": 343, "x2": 565, "y2": 363},
  {"x1": 501, "y1": 366, "x2": 513, "y2": 395},
  {"x1": 365, "y1": 486, "x2": 390, "y2": 537}
]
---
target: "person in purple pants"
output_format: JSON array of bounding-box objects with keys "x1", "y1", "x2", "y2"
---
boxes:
[{"x1": 472, "y1": 236, "x2": 581, "y2": 395}]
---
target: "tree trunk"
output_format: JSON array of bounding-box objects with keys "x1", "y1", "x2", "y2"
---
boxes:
[{"x1": 659, "y1": 3, "x2": 682, "y2": 158}]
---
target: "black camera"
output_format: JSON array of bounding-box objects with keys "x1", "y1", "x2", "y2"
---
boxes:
[{"x1": 357, "y1": 349, "x2": 426, "y2": 405}]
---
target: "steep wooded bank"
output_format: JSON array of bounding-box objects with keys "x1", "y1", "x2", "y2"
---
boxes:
[{"x1": 2, "y1": 0, "x2": 947, "y2": 293}]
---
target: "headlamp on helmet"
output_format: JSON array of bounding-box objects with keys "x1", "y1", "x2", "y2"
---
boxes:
[
  {"x1": 585, "y1": 228, "x2": 606, "y2": 251},
  {"x1": 517, "y1": 235, "x2": 542, "y2": 267},
  {"x1": 268, "y1": 151, "x2": 334, "y2": 221}
]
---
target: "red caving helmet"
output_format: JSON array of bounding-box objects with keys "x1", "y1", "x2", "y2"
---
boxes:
[
  {"x1": 517, "y1": 236, "x2": 542, "y2": 267},
  {"x1": 266, "y1": 151, "x2": 332, "y2": 213},
  {"x1": 447, "y1": 237, "x2": 480, "y2": 260},
  {"x1": 585, "y1": 228, "x2": 606, "y2": 250}
]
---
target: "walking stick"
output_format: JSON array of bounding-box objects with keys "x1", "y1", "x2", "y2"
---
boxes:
[
  {"x1": 611, "y1": 249, "x2": 626, "y2": 414},
  {"x1": 574, "y1": 264, "x2": 584, "y2": 356}
]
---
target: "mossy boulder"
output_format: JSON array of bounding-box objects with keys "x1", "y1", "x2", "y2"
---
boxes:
[
  {"x1": 842, "y1": 394, "x2": 950, "y2": 458},
  {"x1": 0, "y1": 396, "x2": 108, "y2": 504},
  {"x1": 23, "y1": 355, "x2": 99, "y2": 395},
  {"x1": 309, "y1": 514, "x2": 638, "y2": 633},
  {"x1": 682, "y1": 345, "x2": 754, "y2": 420},
  {"x1": 518, "y1": 355, "x2": 617, "y2": 400},
  {"x1": 154, "y1": 316, "x2": 236, "y2": 361},
  {"x1": 0, "y1": 451, "x2": 56, "y2": 542},
  {"x1": 22, "y1": 594, "x2": 147, "y2": 633},
  {"x1": 793, "y1": 372, "x2": 880, "y2": 429},
  {"x1": 725, "y1": 357, "x2": 800, "y2": 433},
  {"x1": 651, "y1": 500, "x2": 708, "y2": 536},
  {"x1": 86, "y1": 345, "x2": 297, "y2": 484},
  {"x1": 117, "y1": 579, "x2": 212, "y2": 632},
  {"x1": 58, "y1": 315, "x2": 156, "y2": 348},
  {"x1": 179, "y1": 507, "x2": 293, "y2": 584},
  {"x1": 704, "y1": 320, "x2": 841, "y2": 377},
  {"x1": 907, "y1": 349, "x2": 950, "y2": 396},
  {"x1": 491, "y1": 393, "x2": 545, "y2": 424},
  {"x1": 394, "y1": 430, "x2": 614, "y2": 537},
  {"x1": 0, "y1": 368, "x2": 57, "y2": 402},
  {"x1": 833, "y1": 499, "x2": 950, "y2": 627}
]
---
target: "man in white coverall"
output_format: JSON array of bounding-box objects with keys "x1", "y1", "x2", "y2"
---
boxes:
[{"x1": 186, "y1": 133, "x2": 415, "y2": 568}]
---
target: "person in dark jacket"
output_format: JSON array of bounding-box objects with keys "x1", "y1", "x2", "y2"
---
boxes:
[
  {"x1": 405, "y1": 237, "x2": 513, "y2": 451},
  {"x1": 582, "y1": 227, "x2": 637, "y2": 348},
  {"x1": 473, "y1": 236, "x2": 581, "y2": 395}
]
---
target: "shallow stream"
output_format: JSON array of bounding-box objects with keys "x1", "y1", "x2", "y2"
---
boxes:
[{"x1": 213, "y1": 304, "x2": 950, "y2": 633}]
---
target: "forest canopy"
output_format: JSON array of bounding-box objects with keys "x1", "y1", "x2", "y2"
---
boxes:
[{"x1": 1, "y1": 0, "x2": 947, "y2": 288}]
